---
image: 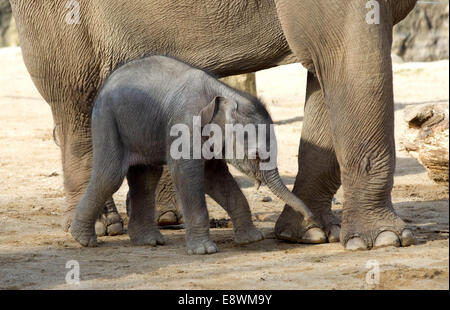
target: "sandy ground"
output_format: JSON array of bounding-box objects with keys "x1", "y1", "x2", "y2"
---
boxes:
[{"x1": 0, "y1": 47, "x2": 448, "y2": 290}]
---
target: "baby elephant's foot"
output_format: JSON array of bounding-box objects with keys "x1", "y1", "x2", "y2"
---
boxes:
[
  {"x1": 70, "y1": 219, "x2": 97, "y2": 247},
  {"x1": 187, "y1": 238, "x2": 219, "y2": 255},
  {"x1": 234, "y1": 225, "x2": 264, "y2": 245},
  {"x1": 130, "y1": 229, "x2": 166, "y2": 246}
]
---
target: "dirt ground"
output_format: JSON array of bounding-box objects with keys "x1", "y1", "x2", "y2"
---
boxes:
[{"x1": 0, "y1": 47, "x2": 448, "y2": 290}]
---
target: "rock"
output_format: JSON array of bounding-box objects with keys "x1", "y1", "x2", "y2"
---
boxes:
[
  {"x1": 393, "y1": 2, "x2": 449, "y2": 62},
  {"x1": 262, "y1": 196, "x2": 272, "y2": 202},
  {"x1": 401, "y1": 103, "x2": 449, "y2": 186},
  {"x1": 0, "y1": 0, "x2": 19, "y2": 47}
]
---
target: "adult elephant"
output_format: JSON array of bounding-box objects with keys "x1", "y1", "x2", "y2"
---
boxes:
[{"x1": 10, "y1": 0, "x2": 417, "y2": 250}]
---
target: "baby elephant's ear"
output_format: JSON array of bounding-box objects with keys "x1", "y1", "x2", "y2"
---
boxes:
[
  {"x1": 200, "y1": 97, "x2": 220, "y2": 127},
  {"x1": 200, "y1": 96, "x2": 237, "y2": 127}
]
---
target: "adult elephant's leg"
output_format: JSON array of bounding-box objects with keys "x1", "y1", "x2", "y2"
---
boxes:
[
  {"x1": 275, "y1": 72, "x2": 341, "y2": 243},
  {"x1": 275, "y1": 0, "x2": 416, "y2": 250},
  {"x1": 155, "y1": 167, "x2": 183, "y2": 225},
  {"x1": 10, "y1": 0, "x2": 124, "y2": 235},
  {"x1": 126, "y1": 166, "x2": 184, "y2": 226},
  {"x1": 55, "y1": 108, "x2": 124, "y2": 236}
]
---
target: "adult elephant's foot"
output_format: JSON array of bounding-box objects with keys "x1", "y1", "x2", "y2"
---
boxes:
[
  {"x1": 342, "y1": 210, "x2": 416, "y2": 251},
  {"x1": 95, "y1": 199, "x2": 124, "y2": 236},
  {"x1": 157, "y1": 209, "x2": 183, "y2": 226},
  {"x1": 126, "y1": 191, "x2": 184, "y2": 226},
  {"x1": 275, "y1": 205, "x2": 340, "y2": 244},
  {"x1": 346, "y1": 230, "x2": 416, "y2": 250},
  {"x1": 156, "y1": 166, "x2": 184, "y2": 226}
]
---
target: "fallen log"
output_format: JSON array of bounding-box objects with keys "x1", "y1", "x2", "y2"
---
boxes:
[{"x1": 400, "y1": 103, "x2": 449, "y2": 186}]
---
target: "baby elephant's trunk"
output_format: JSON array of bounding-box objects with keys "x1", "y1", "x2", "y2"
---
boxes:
[{"x1": 262, "y1": 169, "x2": 314, "y2": 221}]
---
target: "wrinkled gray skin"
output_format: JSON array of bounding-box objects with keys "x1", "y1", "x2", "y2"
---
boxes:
[
  {"x1": 11, "y1": 0, "x2": 417, "y2": 250},
  {"x1": 70, "y1": 56, "x2": 315, "y2": 254}
]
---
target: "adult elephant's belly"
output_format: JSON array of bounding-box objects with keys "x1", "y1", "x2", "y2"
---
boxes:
[{"x1": 90, "y1": 0, "x2": 296, "y2": 77}]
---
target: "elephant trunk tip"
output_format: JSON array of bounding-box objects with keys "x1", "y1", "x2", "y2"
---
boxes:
[
  {"x1": 294, "y1": 200, "x2": 314, "y2": 222},
  {"x1": 262, "y1": 168, "x2": 315, "y2": 221}
]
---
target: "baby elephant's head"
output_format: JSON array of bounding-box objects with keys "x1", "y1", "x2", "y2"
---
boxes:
[{"x1": 199, "y1": 94, "x2": 313, "y2": 221}]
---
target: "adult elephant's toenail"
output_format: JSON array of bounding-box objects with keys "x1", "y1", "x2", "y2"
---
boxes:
[
  {"x1": 301, "y1": 228, "x2": 327, "y2": 244},
  {"x1": 106, "y1": 222, "x2": 123, "y2": 236},
  {"x1": 401, "y1": 229, "x2": 416, "y2": 247},
  {"x1": 374, "y1": 231, "x2": 400, "y2": 248},
  {"x1": 207, "y1": 245, "x2": 218, "y2": 253},
  {"x1": 327, "y1": 225, "x2": 340, "y2": 243},
  {"x1": 159, "y1": 211, "x2": 178, "y2": 226},
  {"x1": 106, "y1": 213, "x2": 122, "y2": 225},
  {"x1": 95, "y1": 221, "x2": 107, "y2": 237},
  {"x1": 346, "y1": 237, "x2": 368, "y2": 251}
]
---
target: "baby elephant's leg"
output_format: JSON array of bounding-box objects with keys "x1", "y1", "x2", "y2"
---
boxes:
[
  {"x1": 127, "y1": 165, "x2": 165, "y2": 246},
  {"x1": 70, "y1": 153, "x2": 126, "y2": 247},
  {"x1": 204, "y1": 160, "x2": 264, "y2": 245},
  {"x1": 169, "y1": 159, "x2": 218, "y2": 255}
]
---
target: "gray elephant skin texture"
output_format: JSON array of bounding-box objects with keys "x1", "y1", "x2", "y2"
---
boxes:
[
  {"x1": 10, "y1": 0, "x2": 418, "y2": 250},
  {"x1": 70, "y1": 55, "x2": 315, "y2": 255}
]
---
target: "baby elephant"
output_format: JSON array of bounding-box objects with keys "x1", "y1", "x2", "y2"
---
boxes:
[{"x1": 70, "y1": 55, "x2": 314, "y2": 254}]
